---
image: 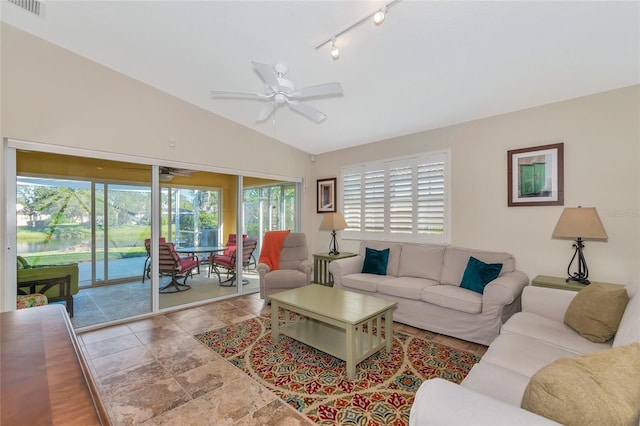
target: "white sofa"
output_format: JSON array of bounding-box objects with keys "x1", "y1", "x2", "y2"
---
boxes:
[
  {"x1": 410, "y1": 285, "x2": 640, "y2": 425},
  {"x1": 329, "y1": 241, "x2": 529, "y2": 345}
]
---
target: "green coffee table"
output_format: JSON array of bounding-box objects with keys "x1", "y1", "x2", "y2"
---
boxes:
[{"x1": 270, "y1": 284, "x2": 397, "y2": 380}]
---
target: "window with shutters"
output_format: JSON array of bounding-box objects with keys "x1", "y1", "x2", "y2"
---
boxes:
[{"x1": 341, "y1": 149, "x2": 450, "y2": 244}]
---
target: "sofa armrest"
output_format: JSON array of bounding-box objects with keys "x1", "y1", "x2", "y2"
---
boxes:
[
  {"x1": 297, "y1": 260, "x2": 313, "y2": 284},
  {"x1": 328, "y1": 255, "x2": 364, "y2": 287},
  {"x1": 483, "y1": 270, "x2": 529, "y2": 306},
  {"x1": 257, "y1": 262, "x2": 271, "y2": 278},
  {"x1": 409, "y1": 378, "x2": 560, "y2": 426},
  {"x1": 521, "y1": 285, "x2": 578, "y2": 322}
]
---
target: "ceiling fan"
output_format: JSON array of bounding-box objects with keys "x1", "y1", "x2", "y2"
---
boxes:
[
  {"x1": 124, "y1": 166, "x2": 194, "y2": 181},
  {"x1": 159, "y1": 167, "x2": 194, "y2": 182},
  {"x1": 211, "y1": 62, "x2": 343, "y2": 123}
]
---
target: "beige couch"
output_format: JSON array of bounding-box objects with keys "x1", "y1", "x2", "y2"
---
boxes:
[
  {"x1": 329, "y1": 241, "x2": 529, "y2": 345},
  {"x1": 410, "y1": 285, "x2": 640, "y2": 425}
]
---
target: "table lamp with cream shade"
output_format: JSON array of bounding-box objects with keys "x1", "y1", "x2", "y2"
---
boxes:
[
  {"x1": 319, "y1": 212, "x2": 348, "y2": 255},
  {"x1": 552, "y1": 206, "x2": 608, "y2": 284}
]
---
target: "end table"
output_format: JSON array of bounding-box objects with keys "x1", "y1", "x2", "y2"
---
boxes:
[
  {"x1": 313, "y1": 252, "x2": 357, "y2": 286},
  {"x1": 531, "y1": 275, "x2": 624, "y2": 292}
]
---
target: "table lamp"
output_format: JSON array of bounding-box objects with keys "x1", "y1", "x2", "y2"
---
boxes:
[
  {"x1": 552, "y1": 206, "x2": 608, "y2": 284},
  {"x1": 319, "y1": 212, "x2": 348, "y2": 255}
]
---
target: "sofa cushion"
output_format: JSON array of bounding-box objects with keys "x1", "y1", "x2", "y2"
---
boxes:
[
  {"x1": 564, "y1": 283, "x2": 629, "y2": 343},
  {"x1": 421, "y1": 285, "x2": 482, "y2": 314},
  {"x1": 340, "y1": 273, "x2": 393, "y2": 293},
  {"x1": 362, "y1": 247, "x2": 390, "y2": 275},
  {"x1": 440, "y1": 247, "x2": 515, "y2": 287},
  {"x1": 397, "y1": 243, "x2": 445, "y2": 281},
  {"x1": 462, "y1": 361, "x2": 534, "y2": 407},
  {"x1": 460, "y1": 256, "x2": 503, "y2": 294},
  {"x1": 378, "y1": 276, "x2": 438, "y2": 300},
  {"x1": 613, "y1": 290, "x2": 639, "y2": 347},
  {"x1": 480, "y1": 332, "x2": 598, "y2": 378},
  {"x1": 501, "y1": 312, "x2": 611, "y2": 355},
  {"x1": 521, "y1": 343, "x2": 640, "y2": 426},
  {"x1": 359, "y1": 241, "x2": 403, "y2": 277}
]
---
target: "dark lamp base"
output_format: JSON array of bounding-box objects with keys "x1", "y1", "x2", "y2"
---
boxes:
[{"x1": 566, "y1": 275, "x2": 590, "y2": 285}]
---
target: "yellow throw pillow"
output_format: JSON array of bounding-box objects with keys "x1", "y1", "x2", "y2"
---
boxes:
[
  {"x1": 522, "y1": 343, "x2": 640, "y2": 426},
  {"x1": 564, "y1": 283, "x2": 629, "y2": 343}
]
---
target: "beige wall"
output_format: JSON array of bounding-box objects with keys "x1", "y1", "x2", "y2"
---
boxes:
[{"x1": 310, "y1": 86, "x2": 640, "y2": 291}]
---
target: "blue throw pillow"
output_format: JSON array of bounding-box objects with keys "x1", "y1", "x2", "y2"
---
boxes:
[
  {"x1": 362, "y1": 247, "x2": 390, "y2": 275},
  {"x1": 460, "y1": 256, "x2": 503, "y2": 294}
]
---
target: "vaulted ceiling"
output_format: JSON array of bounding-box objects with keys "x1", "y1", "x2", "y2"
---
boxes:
[{"x1": 2, "y1": 1, "x2": 638, "y2": 155}]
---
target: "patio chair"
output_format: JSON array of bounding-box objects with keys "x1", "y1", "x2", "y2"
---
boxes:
[
  {"x1": 157, "y1": 241, "x2": 199, "y2": 293},
  {"x1": 142, "y1": 237, "x2": 165, "y2": 283},
  {"x1": 223, "y1": 233, "x2": 256, "y2": 271},
  {"x1": 211, "y1": 238, "x2": 258, "y2": 286}
]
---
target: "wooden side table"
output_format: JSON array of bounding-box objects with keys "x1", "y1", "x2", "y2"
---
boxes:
[
  {"x1": 531, "y1": 275, "x2": 625, "y2": 292},
  {"x1": 313, "y1": 252, "x2": 357, "y2": 286}
]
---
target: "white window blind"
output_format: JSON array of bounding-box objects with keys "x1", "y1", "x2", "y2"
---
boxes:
[{"x1": 342, "y1": 150, "x2": 450, "y2": 244}]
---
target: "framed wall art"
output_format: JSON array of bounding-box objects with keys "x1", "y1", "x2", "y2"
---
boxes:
[
  {"x1": 508, "y1": 142, "x2": 564, "y2": 207},
  {"x1": 317, "y1": 177, "x2": 337, "y2": 213}
]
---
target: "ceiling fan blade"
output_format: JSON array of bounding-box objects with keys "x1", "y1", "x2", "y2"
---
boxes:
[
  {"x1": 286, "y1": 99, "x2": 327, "y2": 123},
  {"x1": 210, "y1": 90, "x2": 268, "y2": 99},
  {"x1": 256, "y1": 102, "x2": 276, "y2": 122},
  {"x1": 290, "y1": 82, "x2": 343, "y2": 99},
  {"x1": 171, "y1": 169, "x2": 195, "y2": 176},
  {"x1": 251, "y1": 61, "x2": 280, "y2": 92}
]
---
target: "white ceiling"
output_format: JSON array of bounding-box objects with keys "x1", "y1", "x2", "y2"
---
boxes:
[{"x1": 2, "y1": 1, "x2": 639, "y2": 155}]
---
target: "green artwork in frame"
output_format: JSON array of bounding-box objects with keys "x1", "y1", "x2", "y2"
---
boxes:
[{"x1": 508, "y1": 142, "x2": 564, "y2": 207}]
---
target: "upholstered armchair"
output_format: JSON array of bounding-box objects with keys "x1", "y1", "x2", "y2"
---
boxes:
[{"x1": 258, "y1": 232, "x2": 312, "y2": 301}]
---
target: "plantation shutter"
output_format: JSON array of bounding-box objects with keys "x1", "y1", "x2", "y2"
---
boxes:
[
  {"x1": 363, "y1": 168, "x2": 385, "y2": 233},
  {"x1": 341, "y1": 150, "x2": 450, "y2": 244},
  {"x1": 389, "y1": 161, "x2": 413, "y2": 234},
  {"x1": 417, "y1": 159, "x2": 446, "y2": 235},
  {"x1": 343, "y1": 170, "x2": 362, "y2": 232}
]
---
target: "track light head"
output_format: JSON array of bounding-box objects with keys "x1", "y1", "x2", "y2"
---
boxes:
[
  {"x1": 373, "y1": 9, "x2": 386, "y2": 25},
  {"x1": 331, "y1": 40, "x2": 340, "y2": 60}
]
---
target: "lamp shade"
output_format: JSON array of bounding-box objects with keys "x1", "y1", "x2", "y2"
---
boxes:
[
  {"x1": 319, "y1": 212, "x2": 347, "y2": 231},
  {"x1": 552, "y1": 207, "x2": 608, "y2": 240}
]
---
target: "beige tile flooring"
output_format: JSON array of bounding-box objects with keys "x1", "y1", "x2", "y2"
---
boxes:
[{"x1": 78, "y1": 293, "x2": 488, "y2": 425}]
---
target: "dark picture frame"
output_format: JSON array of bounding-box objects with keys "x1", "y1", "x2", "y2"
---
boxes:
[
  {"x1": 508, "y1": 142, "x2": 564, "y2": 207},
  {"x1": 317, "y1": 177, "x2": 337, "y2": 213}
]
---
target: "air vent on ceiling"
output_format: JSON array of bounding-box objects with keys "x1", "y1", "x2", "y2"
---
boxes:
[{"x1": 8, "y1": 0, "x2": 44, "y2": 17}]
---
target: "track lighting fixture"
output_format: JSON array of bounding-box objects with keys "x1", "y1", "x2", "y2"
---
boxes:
[{"x1": 314, "y1": 0, "x2": 402, "y2": 59}]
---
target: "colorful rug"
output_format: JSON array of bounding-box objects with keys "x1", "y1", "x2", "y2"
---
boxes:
[{"x1": 195, "y1": 316, "x2": 480, "y2": 425}]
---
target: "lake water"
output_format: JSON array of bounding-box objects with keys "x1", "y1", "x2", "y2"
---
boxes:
[{"x1": 17, "y1": 239, "x2": 89, "y2": 253}]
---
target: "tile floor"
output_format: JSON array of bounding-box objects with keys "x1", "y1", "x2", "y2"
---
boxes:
[{"x1": 78, "y1": 292, "x2": 488, "y2": 425}]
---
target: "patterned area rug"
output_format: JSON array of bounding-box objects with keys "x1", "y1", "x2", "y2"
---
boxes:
[{"x1": 195, "y1": 316, "x2": 480, "y2": 425}]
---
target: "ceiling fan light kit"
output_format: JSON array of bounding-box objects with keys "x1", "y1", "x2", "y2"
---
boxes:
[{"x1": 211, "y1": 61, "x2": 343, "y2": 123}]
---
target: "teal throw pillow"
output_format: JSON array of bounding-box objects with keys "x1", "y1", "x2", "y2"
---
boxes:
[
  {"x1": 460, "y1": 256, "x2": 503, "y2": 294},
  {"x1": 362, "y1": 247, "x2": 390, "y2": 275}
]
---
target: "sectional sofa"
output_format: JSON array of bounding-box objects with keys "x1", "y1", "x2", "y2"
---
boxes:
[
  {"x1": 410, "y1": 284, "x2": 640, "y2": 425},
  {"x1": 328, "y1": 240, "x2": 529, "y2": 345}
]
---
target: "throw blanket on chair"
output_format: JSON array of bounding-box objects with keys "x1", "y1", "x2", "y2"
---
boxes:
[{"x1": 258, "y1": 230, "x2": 290, "y2": 271}]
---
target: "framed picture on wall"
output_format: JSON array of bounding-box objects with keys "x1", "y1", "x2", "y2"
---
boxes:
[
  {"x1": 317, "y1": 177, "x2": 337, "y2": 213},
  {"x1": 508, "y1": 142, "x2": 564, "y2": 207}
]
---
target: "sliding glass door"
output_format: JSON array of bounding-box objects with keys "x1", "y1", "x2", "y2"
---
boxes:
[{"x1": 7, "y1": 140, "x2": 302, "y2": 329}]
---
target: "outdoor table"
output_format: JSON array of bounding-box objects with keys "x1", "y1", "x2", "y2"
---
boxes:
[{"x1": 176, "y1": 246, "x2": 228, "y2": 278}]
